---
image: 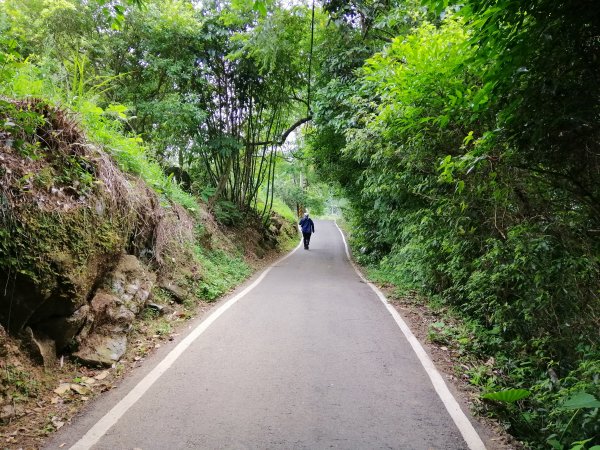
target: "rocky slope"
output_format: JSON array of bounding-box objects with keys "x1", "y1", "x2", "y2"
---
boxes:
[{"x1": 0, "y1": 98, "x2": 296, "y2": 443}]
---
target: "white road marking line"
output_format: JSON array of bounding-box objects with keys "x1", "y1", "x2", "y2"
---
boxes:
[
  {"x1": 334, "y1": 221, "x2": 487, "y2": 450},
  {"x1": 69, "y1": 240, "x2": 303, "y2": 450}
]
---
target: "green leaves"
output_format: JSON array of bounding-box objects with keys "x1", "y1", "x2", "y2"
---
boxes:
[
  {"x1": 559, "y1": 393, "x2": 600, "y2": 410},
  {"x1": 312, "y1": 3, "x2": 600, "y2": 450},
  {"x1": 253, "y1": 1, "x2": 267, "y2": 17},
  {"x1": 482, "y1": 388, "x2": 531, "y2": 403},
  {"x1": 97, "y1": 0, "x2": 146, "y2": 29}
]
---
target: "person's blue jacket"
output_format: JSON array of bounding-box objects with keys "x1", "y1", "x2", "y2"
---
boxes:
[{"x1": 299, "y1": 216, "x2": 315, "y2": 233}]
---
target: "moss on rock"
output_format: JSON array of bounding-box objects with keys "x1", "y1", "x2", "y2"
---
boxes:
[{"x1": 0, "y1": 99, "x2": 183, "y2": 354}]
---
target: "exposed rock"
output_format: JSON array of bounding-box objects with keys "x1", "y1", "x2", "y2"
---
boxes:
[
  {"x1": 23, "y1": 327, "x2": 57, "y2": 368},
  {"x1": 0, "y1": 404, "x2": 15, "y2": 422},
  {"x1": 37, "y1": 252, "x2": 152, "y2": 357},
  {"x1": 75, "y1": 255, "x2": 155, "y2": 367},
  {"x1": 90, "y1": 291, "x2": 135, "y2": 332},
  {"x1": 51, "y1": 416, "x2": 65, "y2": 430},
  {"x1": 146, "y1": 303, "x2": 174, "y2": 316},
  {"x1": 0, "y1": 250, "x2": 118, "y2": 337},
  {"x1": 0, "y1": 100, "x2": 133, "y2": 348},
  {"x1": 33, "y1": 305, "x2": 90, "y2": 351},
  {"x1": 108, "y1": 255, "x2": 156, "y2": 313},
  {"x1": 106, "y1": 305, "x2": 135, "y2": 330},
  {"x1": 159, "y1": 279, "x2": 189, "y2": 303},
  {"x1": 80, "y1": 376, "x2": 96, "y2": 385},
  {"x1": 53, "y1": 383, "x2": 72, "y2": 396},
  {"x1": 0, "y1": 100, "x2": 212, "y2": 377},
  {"x1": 90, "y1": 291, "x2": 117, "y2": 317},
  {"x1": 76, "y1": 313, "x2": 94, "y2": 344},
  {"x1": 73, "y1": 333, "x2": 127, "y2": 367},
  {"x1": 70, "y1": 383, "x2": 91, "y2": 395},
  {"x1": 254, "y1": 245, "x2": 266, "y2": 259},
  {"x1": 260, "y1": 234, "x2": 277, "y2": 250},
  {"x1": 94, "y1": 370, "x2": 110, "y2": 381}
]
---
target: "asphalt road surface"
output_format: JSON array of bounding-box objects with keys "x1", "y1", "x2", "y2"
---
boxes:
[{"x1": 46, "y1": 220, "x2": 484, "y2": 450}]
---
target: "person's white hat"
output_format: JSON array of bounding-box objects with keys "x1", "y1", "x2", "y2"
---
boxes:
[{"x1": 304, "y1": 212, "x2": 309, "y2": 216}]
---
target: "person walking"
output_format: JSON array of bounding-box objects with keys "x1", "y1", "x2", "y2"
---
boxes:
[{"x1": 299, "y1": 212, "x2": 315, "y2": 250}]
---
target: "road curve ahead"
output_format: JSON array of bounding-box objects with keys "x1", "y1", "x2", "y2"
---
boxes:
[{"x1": 48, "y1": 220, "x2": 478, "y2": 450}]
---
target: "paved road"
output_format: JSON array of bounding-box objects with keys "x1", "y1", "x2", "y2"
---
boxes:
[{"x1": 47, "y1": 220, "x2": 477, "y2": 450}]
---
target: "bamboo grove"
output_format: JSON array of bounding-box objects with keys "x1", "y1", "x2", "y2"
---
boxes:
[{"x1": 0, "y1": 0, "x2": 314, "y2": 222}]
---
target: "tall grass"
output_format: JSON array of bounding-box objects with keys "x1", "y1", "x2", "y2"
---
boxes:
[
  {"x1": 0, "y1": 58, "x2": 198, "y2": 214},
  {"x1": 193, "y1": 246, "x2": 251, "y2": 301},
  {"x1": 255, "y1": 190, "x2": 296, "y2": 223}
]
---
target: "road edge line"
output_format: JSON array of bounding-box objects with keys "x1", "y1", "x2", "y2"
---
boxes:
[
  {"x1": 69, "y1": 239, "x2": 304, "y2": 450},
  {"x1": 333, "y1": 221, "x2": 487, "y2": 450}
]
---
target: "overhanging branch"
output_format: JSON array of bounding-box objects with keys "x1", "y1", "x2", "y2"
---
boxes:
[{"x1": 249, "y1": 116, "x2": 312, "y2": 147}]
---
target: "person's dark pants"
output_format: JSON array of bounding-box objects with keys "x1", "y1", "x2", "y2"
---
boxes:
[{"x1": 302, "y1": 232, "x2": 312, "y2": 249}]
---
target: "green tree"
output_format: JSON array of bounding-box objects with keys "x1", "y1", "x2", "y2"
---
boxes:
[{"x1": 310, "y1": 2, "x2": 600, "y2": 446}]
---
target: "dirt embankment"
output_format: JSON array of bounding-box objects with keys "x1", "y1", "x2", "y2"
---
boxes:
[{"x1": 0, "y1": 98, "x2": 297, "y2": 448}]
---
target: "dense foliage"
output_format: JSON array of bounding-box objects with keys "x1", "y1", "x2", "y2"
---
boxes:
[
  {"x1": 0, "y1": 0, "x2": 314, "y2": 224},
  {"x1": 1, "y1": 0, "x2": 598, "y2": 447},
  {"x1": 309, "y1": 0, "x2": 600, "y2": 448}
]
